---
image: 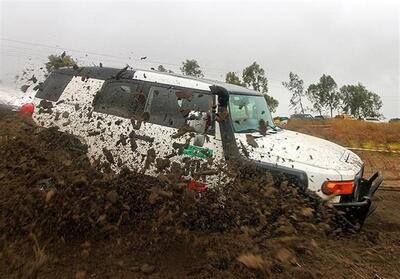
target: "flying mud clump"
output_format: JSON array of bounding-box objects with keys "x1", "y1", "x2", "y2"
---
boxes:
[{"x1": 0, "y1": 108, "x2": 349, "y2": 278}]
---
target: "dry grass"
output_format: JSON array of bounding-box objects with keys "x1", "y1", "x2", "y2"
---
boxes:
[
  {"x1": 20, "y1": 233, "x2": 49, "y2": 279},
  {"x1": 2, "y1": 234, "x2": 50, "y2": 279},
  {"x1": 285, "y1": 119, "x2": 400, "y2": 151}
]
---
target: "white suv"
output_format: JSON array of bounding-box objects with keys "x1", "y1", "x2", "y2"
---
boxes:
[{"x1": 22, "y1": 66, "x2": 383, "y2": 227}]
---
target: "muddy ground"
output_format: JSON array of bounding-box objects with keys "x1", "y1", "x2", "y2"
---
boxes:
[
  {"x1": 0, "y1": 108, "x2": 399, "y2": 279},
  {"x1": 354, "y1": 150, "x2": 400, "y2": 189}
]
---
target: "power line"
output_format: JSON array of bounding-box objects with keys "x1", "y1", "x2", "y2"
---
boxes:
[
  {"x1": 1, "y1": 38, "x2": 131, "y2": 61},
  {"x1": 0, "y1": 38, "x2": 216, "y2": 71},
  {"x1": 0, "y1": 37, "x2": 285, "y2": 83},
  {"x1": 1, "y1": 37, "x2": 288, "y2": 87},
  {"x1": 0, "y1": 37, "x2": 247, "y2": 74},
  {"x1": 0, "y1": 42, "x2": 224, "y2": 78}
]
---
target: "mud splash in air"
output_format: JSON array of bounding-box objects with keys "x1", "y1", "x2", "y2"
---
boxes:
[{"x1": 0, "y1": 108, "x2": 399, "y2": 278}]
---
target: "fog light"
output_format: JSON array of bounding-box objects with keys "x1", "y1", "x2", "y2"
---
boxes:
[{"x1": 322, "y1": 180, "x2": 354, "y2": 195}]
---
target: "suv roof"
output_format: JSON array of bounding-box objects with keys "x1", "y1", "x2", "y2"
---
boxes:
[
  {"x1": 54, "y1": 66, "x2": 261, "y2": 96},
  {"x1": 54, "y1": 66, "x2": 135, "y2": 80}
]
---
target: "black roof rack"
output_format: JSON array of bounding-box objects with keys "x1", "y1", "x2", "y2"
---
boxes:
[
  {"x1": 54, "y1": 66, "x2": 262, "y2": 96},
  {"x1": 54, "y1": 66, "x2": 134, "y2": 80}
]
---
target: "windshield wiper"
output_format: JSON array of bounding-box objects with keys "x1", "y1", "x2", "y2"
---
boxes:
[
  {"x1": 237, "y1": 126, "x2": 279, "y2": 134},
  {"x1": 236, "y1": 128, "x2": 260, "y2": 133},
  {"x1": 268, "y1": 124, "x2": 279, "y2": 131}
]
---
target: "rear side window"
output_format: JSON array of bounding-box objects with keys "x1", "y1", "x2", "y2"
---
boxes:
[
  {"x1": 145, "y1": 86, "x2": 213, "y2": 130},
  {"x1": 35, "y1": 72, "x2": 72, "y2": 102},
  {"x1": 93, "y1": 81, "x2": 144, "y2": 119}
]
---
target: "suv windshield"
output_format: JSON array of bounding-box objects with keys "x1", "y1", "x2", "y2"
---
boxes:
[{"x1": 229, "y1": 94, "x2": 275, "y2": 133}]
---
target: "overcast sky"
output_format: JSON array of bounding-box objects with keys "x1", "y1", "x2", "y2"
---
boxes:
[{"x1": 1, "y1": 0, "x2": 399, "y2": 118}]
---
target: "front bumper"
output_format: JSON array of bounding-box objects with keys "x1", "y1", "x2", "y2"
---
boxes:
[{"x1": 333, "y1": 171, "x2": 384, "y2": 227}]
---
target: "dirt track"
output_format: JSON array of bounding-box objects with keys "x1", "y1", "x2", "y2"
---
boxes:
[
  {"x1": 0, "y1": 108, "x2": 399, "y2": 279},
  {"x1": 354, "y1": 150, "x2": 400, "y2": 189}
]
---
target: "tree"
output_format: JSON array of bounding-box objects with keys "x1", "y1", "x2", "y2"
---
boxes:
[
  {"x1": 225, "y1": 62, "x2": 279, "y2": 112},
  {"x1": 307, "y1": 74, "x2": 340, "y2": 117},
  {"x1": 242, "y1": 62, "x2": 278, "y2": 112},
  {"x1": 225, "y1": 72, "x2": 242, "y2": 86},
  {"x1": 323, "y1": 75, "x2": 340, "y2": 117},
  {"x1": 339, "y1": 83, "x2": 382, "y2": 118},
  {"x1": 307, "y1": 84, "x2": 324, "y2": 115},
  {"x1": 242, "y1": 62, "x2": 268, "y2": 93},
  {"x1": 282, "y1": 72, "x2": 306, "y2": 114},
  {"x1": 264, "y1": 95, "x2": 279, "y2": 113},
  {"x1": 157, "y1": 65, "x2": 167, "y2": 72},
  {"x1": 180, "y1": 59, "x2": 203, "y2": 78},
  {"x1": 45, "y1": 52, "x2": 77, "y2": 73}
]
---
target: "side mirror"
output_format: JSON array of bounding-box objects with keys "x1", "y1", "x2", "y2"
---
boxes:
[{"x1": 209, "y1": 85, "x2": 229, "y2": 108}]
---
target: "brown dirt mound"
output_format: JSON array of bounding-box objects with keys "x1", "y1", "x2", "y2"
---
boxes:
[
  {"x1": 1, "y1": 108, "x2": 399, "y2": 278},
  {"x1": 0, "y1": 110, "x2": 334, "y2": 240}
]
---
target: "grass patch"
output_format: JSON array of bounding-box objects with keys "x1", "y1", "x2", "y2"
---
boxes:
[{"x1": 285, "y1": 119, "x2": 400, "y2": 151}]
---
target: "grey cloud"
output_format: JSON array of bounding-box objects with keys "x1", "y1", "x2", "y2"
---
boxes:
[{"x1": 0, "y1": 0, "x2": 398, "y2": 118}]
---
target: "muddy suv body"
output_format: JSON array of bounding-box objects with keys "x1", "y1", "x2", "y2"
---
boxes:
[{"x1": 28, "y1": 66, "x2": 383, "y2": 226}]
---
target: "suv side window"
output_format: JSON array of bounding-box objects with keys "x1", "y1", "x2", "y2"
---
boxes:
[
  {"x1": 93, "y1": 80, "x2": 145, "y2": 119},
  {"x1": 145, "y1": 85, "x2": 214, "y2": 133},
  {"x1": 35, "y1": 72, "x2": 73, "y2": 102}
]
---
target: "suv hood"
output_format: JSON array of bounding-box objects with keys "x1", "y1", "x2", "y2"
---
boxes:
[{"x1": 236, "y1": 129, "x2": 363, "y2": 173}]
